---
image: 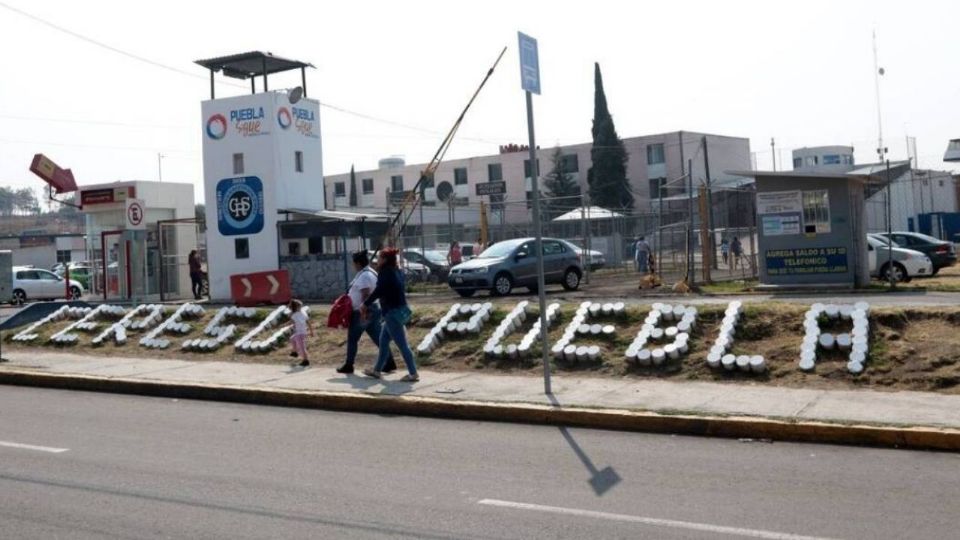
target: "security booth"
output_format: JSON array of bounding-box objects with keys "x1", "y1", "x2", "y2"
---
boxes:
[
  {"x1": 277, "y1": 209, "x2": 389, "y2": 300},
  {"x1": 728, "y1": 166, "x2": 906, "y2": 289},
  {"x1": 79, "y1": 181, "x2": 196, "y2": 302}
]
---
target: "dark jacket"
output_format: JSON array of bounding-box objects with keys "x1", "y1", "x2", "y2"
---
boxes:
[{"x1": 364, "y1": 267, "x2": 407, "y2": 314}]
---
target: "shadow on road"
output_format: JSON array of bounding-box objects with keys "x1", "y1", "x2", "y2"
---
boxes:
[{"x1": 547, "y1": 394, "x2": 622, "y2": 496}]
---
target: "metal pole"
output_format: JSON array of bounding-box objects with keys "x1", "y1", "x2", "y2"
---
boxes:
[
  {"x1": 687, "y1": 158, "x2": 694, "y2": 282},
  {"x1": 262, "y1": 57, "x2": 268, "y2": 92},
  {"x1": 157, "y1": 153, "x2": 163, "y2": 182},
  {"x1": 771, "y1": 138, "x2": 776, "y2": 171},
  {"x1": 582, "y1": 193, "x2": 591, "y2": 285},
  {"x1": 702, "y1": 136, "x2": 717, "y2": 270},
  {"x1": 526, "y1": 91, "x2": 551, "y2": 395},
  {"x1": 209, "y1": 70, "x2": 215, "y2": 100},
  {"x1": 419, "y1": 184, "x2": 426, "y2": 255},
  {"x1": 886, "y1": 159, "x2": 895, "y2": 288},
  {"x1": 657, "y1": 181, "x2": 663, "y2": 279},
  {"x1": 301, "y1": 66, "x2": 308, "y2": 97}
]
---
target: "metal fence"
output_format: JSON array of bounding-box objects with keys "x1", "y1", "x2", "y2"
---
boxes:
[{"x1": 391, "y1": 187, "x2": 760, "y2": 287}]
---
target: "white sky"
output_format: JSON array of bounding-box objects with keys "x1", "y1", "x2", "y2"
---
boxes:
[{"x1": 1, "y1": 0, "x2": 958, "y2": 205}]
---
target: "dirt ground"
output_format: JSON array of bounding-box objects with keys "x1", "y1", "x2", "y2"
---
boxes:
[{"x1": 6, "y1": 300, "x2": 960, "y2": 394}]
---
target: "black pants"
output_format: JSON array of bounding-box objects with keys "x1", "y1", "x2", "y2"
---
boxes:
[{"x1": 190, "y1": 272, "x2": 203, "y2": 299}]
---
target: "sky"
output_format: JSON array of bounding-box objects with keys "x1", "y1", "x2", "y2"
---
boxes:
[{"x1": 1, "y1": 0, "x2": 958, "y2": 205}]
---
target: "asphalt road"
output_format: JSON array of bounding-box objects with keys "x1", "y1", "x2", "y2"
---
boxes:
[{"x1": 2, "y1": 387, "x2": 958, "y2": 539}]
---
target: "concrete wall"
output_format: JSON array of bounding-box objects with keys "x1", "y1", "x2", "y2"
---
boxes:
[
  {"x1": 281, "y1": 254, "x2": 352, "y2": 300},
  {"x1": 756, "y1": 175, "x2": 865, "y2": 286}
]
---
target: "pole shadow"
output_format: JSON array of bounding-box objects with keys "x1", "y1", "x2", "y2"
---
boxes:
[{"x1": 547, "y1": 394, "x2": 622, "y2": 496}]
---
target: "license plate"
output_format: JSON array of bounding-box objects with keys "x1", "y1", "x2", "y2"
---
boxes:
[{"x1": 455, "y1": 277, "x2": 463, "y2": 284}]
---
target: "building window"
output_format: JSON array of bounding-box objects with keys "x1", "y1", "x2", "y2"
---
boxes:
[
  {"x1": 804, "y1": 156, "x2": 819, "y2": 167},
  {"x1": 646, "y1": 144, "x2": 665, "y2": 165},
  {"x1": 560, "y1": 154, "x2": 580, "y2": 173},
  {"x1": 802, "y1": 190, "x2": 831, "y2": 234},
  {"x1": 294, "y1": 151, "x2": 304, "y2": 172},
  {"x1": 288, "y1": 242, "x2": 300, "y2": 256},
  {"x1": 488, "y1": 163, "x2": 503, "y2": 182},
  {"x1": 524, "y1": 159, "x2": 540, "y2": 178},
  {"x1": 362, "y1": 178, "x2": 374, "y2": 195},
  {"x1": 232, "y1": 153, "x2": 244, "y2": 175},
  {"x1": 56, "y1": 250, "x2": 71, "y2": 264},
  {"x1": 334, "y1": 182, "x2": 346, "y2": 197},
  {"x1": 823, "y1": 154, "x2": 841, "y2": 165},
  {"x1": 649, "y1": 177, "x2": 667, "y2": 199},
  {"x1": 454, "y1": 168, "x2": 468, "y2": 185},
  {"x1": 308, "y1": 237, "x2": 323, "y2": 255},
  {"x1": 793, "y1": 157, "x2": 803, "y2": 169},
  {"x1": 391, "y1": 175, "x2": 404, "y2": 192},
  {"x1": 842, "y1": 155, "x2": 854, "y2": 165},
  {"x1": 235, "y1": 238, "x2": 249, "y2": 259}
]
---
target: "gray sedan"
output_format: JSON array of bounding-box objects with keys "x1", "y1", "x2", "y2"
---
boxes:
[{"x1": 447, "y1": 238, "x2": 584, "y2": 297}]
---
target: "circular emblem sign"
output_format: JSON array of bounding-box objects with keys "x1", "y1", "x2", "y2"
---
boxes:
[
  {"x1": 222, "y1": 182, "x2": 260, "y2": 231},
  {"x1": 127, "y1": 201, "x2": 144, "y2": 228}
]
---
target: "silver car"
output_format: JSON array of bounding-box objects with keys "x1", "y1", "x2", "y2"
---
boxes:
[{"x1": 447, "y1": 238, "x2": 584, "y2": 297}]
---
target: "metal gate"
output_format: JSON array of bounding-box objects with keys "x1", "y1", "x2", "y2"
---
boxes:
[{"x1": 157, "y1": 218, "x2": 203, "y2": 301}]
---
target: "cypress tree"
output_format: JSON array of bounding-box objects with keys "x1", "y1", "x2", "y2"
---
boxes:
[
  {"x1": 348, "y1": 165, "x2": 358, "y2": 207},
  {"x1": 587, "y1": 63, "x2": 633, "y2": 209}
]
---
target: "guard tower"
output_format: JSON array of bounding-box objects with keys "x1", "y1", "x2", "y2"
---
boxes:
[{"x1": 196, "y1": 51, "x2": 324, "y2": 301}]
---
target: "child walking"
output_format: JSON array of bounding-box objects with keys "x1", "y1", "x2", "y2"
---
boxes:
[{"x1": 288, "y1": 299, "x2": 313, "y2": 367}]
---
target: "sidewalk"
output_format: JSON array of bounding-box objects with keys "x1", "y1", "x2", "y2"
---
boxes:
[{"x1": 2, "y1": 350, "x2": 959, "y2": 451}]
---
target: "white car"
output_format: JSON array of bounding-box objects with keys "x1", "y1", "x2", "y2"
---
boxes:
[
  {"x1": 866, "y1": 235, "x2": 933, "y2": 282},
  {"x1": 11, "y1": 266, "x2": 85, "y2": 304},
  {"x1": 572, "y1": 245, "x2": 606, "y2": 270}
]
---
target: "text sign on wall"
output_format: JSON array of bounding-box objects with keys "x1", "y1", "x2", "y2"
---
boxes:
[
  {"x1": 475, "y1": 181, "x2": 507, "y2": 196},
  {"x1": 757, "y1": 190, "x2": 802, "y2": 215},
  {"x1": 765, "y1": 247, "x2": 848, "y2": 276},
  {"x1": 761, "y1": 214, "x2": 801, "y2": 236},
  {"x1": 216, "y1": 176, "x2": 264, "y2": 236}
]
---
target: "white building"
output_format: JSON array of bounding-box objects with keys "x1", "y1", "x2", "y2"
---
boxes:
[{"x1": 197, "y1": 52, "x2": 323, "y2": 300}]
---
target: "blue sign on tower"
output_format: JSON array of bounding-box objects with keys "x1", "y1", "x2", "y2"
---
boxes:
[
  {"x1": 518, "y1": 32, "x2": 541, "y2": 95},
  {"x1": 216, "y1": 176, "x2": 264, "y2": 236}
]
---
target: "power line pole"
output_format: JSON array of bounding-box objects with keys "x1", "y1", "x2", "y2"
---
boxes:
[
  {"x1": 770, "y1": 138, "x2": 776, "y2": 171},
  {"x1": 157, "y1": 153, "x2": 164, "y2": 182},
  {"x1": 702, "y1": 136, "x2": 716, "y2": 270},
  {"x1": 687, "y1": 158, "x2": 694, "y2": 283}
]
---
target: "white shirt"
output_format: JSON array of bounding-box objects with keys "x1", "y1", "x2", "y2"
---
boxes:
[
  {"x1": 291, "y1": 310, "x2": 309, "y2": 336},
  {"x1": 348, "y1": 267, "x2": 378, "y2": 310}
]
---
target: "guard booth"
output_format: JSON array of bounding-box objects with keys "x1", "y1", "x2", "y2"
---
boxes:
[
  {"x1": 728, "y1": 164, "x2": 908, "y2": 289},
  {"x1": 79, "y1": 181, "x2": 197, "y2": 302}
]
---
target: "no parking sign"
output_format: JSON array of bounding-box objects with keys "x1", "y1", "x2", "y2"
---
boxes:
[
  {"x1": 125, "y1": 198, "x2": 145, "y2": 230},
  {"x1": 216, "y1": 176, "x2": 264, "y2": 236}
]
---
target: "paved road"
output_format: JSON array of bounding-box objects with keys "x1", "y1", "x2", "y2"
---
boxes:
[{"x1": 1, "y1": 387, "x2": 957, "y2": 539}]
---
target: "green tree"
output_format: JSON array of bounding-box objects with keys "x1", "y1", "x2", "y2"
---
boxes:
[
  {"x1": 542, "y1": 146, "x2": 580, "y2": 219},
  {"x1": 194, "y1": 203, "x2": 207, "y2": 232},
  {"x1": 587, "y1": 63, "x2": 633, "y2": 210},
  {"x1": 348, "y1": 165, "x2": 358, "y2": 207}
]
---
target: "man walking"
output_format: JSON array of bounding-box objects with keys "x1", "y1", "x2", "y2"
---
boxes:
[{"x1": 634, "y1": 236, "x2": 652, "y2": 274}]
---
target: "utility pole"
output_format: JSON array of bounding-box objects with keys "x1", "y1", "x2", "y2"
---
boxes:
[
  {"x1": 886, "y1": 159, "x2": 895, "y2": 288},
  {"x1": 687, "y1": 158, "x2": 694, "y2": 283},
  {"x1": 770, "y1": 138, "x2": 776, "y2": 171},
  {"x1": 157, "y1": 153, "x2": 164, "y2": 182},
  {"x1": 702, "y1": 136, "x2": 716, "y2": 269},
  {"x1": 419, "y1": 176, "x2": 426, "y2": 255}
]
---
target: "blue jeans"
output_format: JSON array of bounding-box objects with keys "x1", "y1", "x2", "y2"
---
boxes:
[
  {"x1": 636, "y1": 256, "x2": 649, "y2": 273},
  {"x1": 375, "y1": 309, "x2": 417, "y2": 376},
  {"x1": 345, "y1": 306, "x2": 395, "y2": 368}
]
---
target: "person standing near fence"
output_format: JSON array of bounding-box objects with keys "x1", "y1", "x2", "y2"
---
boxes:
[
  {"x1": 634, "y1": 236, "x2": 652, "y2": 273},
  {"x1": 720, "y1": 238, "x2": 730, "y2": 266},
  {"x1": 730, "y1": 236, "x2": 743, "y2": 270},
  {"x1": 448, "y1": 241, "x2": 462, "y2": 267},
  {"x1": 362, "y1": 248, "x2": 419, "y2": 382},
  {"x1": 188, "y1": 249, "x2": 203, "y2": 300}
]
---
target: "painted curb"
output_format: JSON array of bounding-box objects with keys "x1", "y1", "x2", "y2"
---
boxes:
[{"x1": 1, "y1": 369, "x2": 957, "y2": 452}]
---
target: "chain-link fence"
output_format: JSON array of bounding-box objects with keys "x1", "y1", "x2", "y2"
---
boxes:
[{"x1": 390, "y1": 187, "x2": 760, "y2": 288}]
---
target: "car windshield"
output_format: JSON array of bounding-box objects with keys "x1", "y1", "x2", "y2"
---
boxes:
[
  {"x1": 478, "y1": 239, "x2": 524, "y2": 258},
  {"x1": 424, "y1": 251, "x2": 447, "y2": 264},
  {"x1": 908, "y1": 232, "x2": 943, "y2": 244}
]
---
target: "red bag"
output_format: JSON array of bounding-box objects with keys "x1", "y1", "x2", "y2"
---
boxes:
[{"x1": 327, "y1": 294, "x2": 353, "y2": 329}]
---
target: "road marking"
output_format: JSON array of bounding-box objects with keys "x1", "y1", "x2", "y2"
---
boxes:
[
  {"x1": 0, "y1": 440, "x2": 69, "y2": 454},
  {"x1": 477, "y1": 499, "x2": 836, "y2": 540}
]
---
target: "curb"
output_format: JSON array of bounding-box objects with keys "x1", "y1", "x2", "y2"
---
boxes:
[{"x1": 1, "y1": 369, "x2": 958, "y2": 452}]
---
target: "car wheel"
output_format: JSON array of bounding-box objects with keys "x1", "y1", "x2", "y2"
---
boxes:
[
  {"x1": 561, "y1": 268, "x2": 582, "y2": 291},
  {"x1": 69, "y1": 286, "x2": 82, "y2": 300},
  {"x1": 456, "y1": 289, "x2": 476, "y2": 298},
  {"x1": 492, "y1": 273, "x2": 514, "y2": 296},
  {"x1": 882, "y1": 262, "x2": 907, "y2": 283},
  {"x1": 12, "y1": 289, "x2": 26, "y2": 305}
]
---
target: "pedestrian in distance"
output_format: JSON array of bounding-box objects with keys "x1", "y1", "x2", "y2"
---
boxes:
[
  {"x1": 337, "y1": 250, "x2": 397, "y2": 375},
  {"x1": 447, "y1": 241, "x2": 462, "y2": 267},
  {"x1": 720, "y1": 238, "x2": 730, "y2": 266},
  {"x1": 288, "y1": 298, "x2": 314, "y2": 368},
  {"x1": 362, "y1": 248, "x2": 419, "y2": 382},
  {"x1": 634, "y1": 236, "x2": 652, "y2": 273},
  {"x1": 475, "y1": 237, "x2": 485, "y2": 257},
  {"x1": 730, "y1": 236, "x2": 743, "y2": 270},
  {"x1": 188, "y1": 249, "x2": 203, "y2": 300}
]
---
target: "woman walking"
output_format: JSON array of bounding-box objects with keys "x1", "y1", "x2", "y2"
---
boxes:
[
  {"x1": 447, "y1": 241, "x2": 462, "y2": 267},
  {"x1": 362, "y1": 248, "x2": 419, "y2": 382},
  {"x1": 337, "y1": 251, "x2": 397, "y2": 374}
]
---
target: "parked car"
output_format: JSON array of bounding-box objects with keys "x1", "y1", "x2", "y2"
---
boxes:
[
  {"x1": 368, "y1": 250, "x2": 431, "y2": 283},
  {"x1": 874, "y1": 232, "x2": 957, "y2": 275},
  {"x1": 11, "y1": 265, "x2": 85, "y2": 304},
  {"x1": 447, "y1": 237, "x2": 584, "y2": 297},
  {"x1": 570, "y1": 244, "x2": 606, "y2": 270},
  {"x1": 403, "y1": 248, "x2": 450, "y2": 282},
  {"x1": 53, "y1": 263, "x2": 93, "y2": 290},
  {"x1": 866, "y1": 235, "x2": 932, "y2": 282}
]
